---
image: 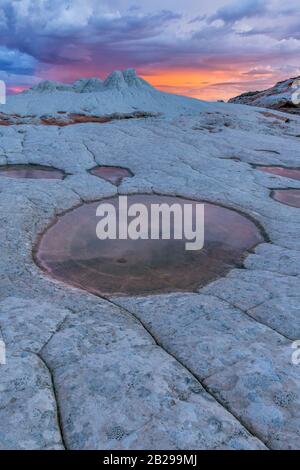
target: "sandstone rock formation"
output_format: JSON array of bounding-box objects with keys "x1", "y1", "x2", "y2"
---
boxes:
[
  {"x1": 0, "y1": 71, "x2": 300, "y2": 450},
  {"x1": 229, "y1": 76, "x2": 300, "y2": 115}
]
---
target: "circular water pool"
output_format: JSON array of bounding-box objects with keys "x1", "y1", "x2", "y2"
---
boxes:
[{"x1": 35, "y1": 195, "x2": 264, "y2": 296}]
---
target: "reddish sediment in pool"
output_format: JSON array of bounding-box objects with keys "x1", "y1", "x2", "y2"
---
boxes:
[
  {"x1": 272, "y1": 189, "x2": 300, "y2": 208},
  {"x1": 40, "y1": 114, "x2": 113, "y2": 126},
  {"x1": 260, "y1": 111, "x2": 292, "y2": 123},
  {"x1": 90, "y1": 166, "x2": 133, "y2": 185},
  {"x1": 0, "y1": 111, "x2": 158, "y2": 126},
  {"x1": 0, "y1": 165, "x2": 65, "y2": 180},
  {"x1": 256, "y1": 166, "x2": 300, "y2": 181},
  {"x1": 35, "y1": 195, "x2": 264, "y2": 297}
]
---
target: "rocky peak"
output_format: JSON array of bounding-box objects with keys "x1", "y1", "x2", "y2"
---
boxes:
[{"x1": 24, "y1": 69, "x2": 153, "y2": 95}]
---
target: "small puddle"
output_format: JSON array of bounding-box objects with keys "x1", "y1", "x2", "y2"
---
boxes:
[
  {"x1": 272, "y1": 189, "x2": 300, "y2": 208},
  {"x1": 256, "y1": 166, "x2": 300, "y2": 181},
  {"x1": 0, "y1": 165, "x2": 65, "y2": 180},
  {"x1": 89, "y1": 166, "x2": 133, "y2": 186},
  {"x1": 35, "y1": 195, "x2": 264, "y2": 296}
]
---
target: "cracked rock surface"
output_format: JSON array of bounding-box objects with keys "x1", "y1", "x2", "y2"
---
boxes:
[
  {"x1": 0, "y1": 352, "x2": 64, "y2": 450},
  {"x1": 0, "y1": 93, "x2": 300, "y2": 449}
]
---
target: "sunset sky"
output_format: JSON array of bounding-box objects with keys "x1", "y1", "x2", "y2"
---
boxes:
[{"x1": 0, "y1": 0, "x2": 299, "y2": 100}]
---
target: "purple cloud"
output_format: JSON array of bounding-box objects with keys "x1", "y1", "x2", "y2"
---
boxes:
[
  {"x1": 208, "y1": 0, "x2": 268, "y2": 24},
  {"x1": 0, "y1": 0, "x2": 299, "y2": 99}
]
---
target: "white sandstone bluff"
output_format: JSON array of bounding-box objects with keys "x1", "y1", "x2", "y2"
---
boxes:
[
  {"x1": 229, "y1": 76, "x2": 300, "y2": 115},
  {"x1": 0, "y1": 70, "x2": 300, "y2": 450}
]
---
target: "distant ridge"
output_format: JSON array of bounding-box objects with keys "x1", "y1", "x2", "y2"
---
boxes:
[
  {"x1": 24, "y1": 69, "x2": 152, "y2": 94},
  {"x1": 229, "y1": 76, "x2": 300, "y2": 115},
  {"x1": 4, "y1": 69, "x2": 211, "y2": 118}
]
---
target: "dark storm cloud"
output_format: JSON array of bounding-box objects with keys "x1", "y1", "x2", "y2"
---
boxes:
[
  {"x1": 238, "y1": 20, "x2": 300, "y2": 41},
  {"x1": 0, "y1": 0, "x2": 298, "y2": 94},
  {"x1": 0, "y1": 0, "x2": 272, "y2": 74},
  {"x1": 208, "y1": 0, "x2": 268, "y2": 24},
  {"x1": 0, "y1": 1, "x2": 181, "y2": 66},
  {"x1": 0, "y1": 46, "x2": 36, "y2": 75}
]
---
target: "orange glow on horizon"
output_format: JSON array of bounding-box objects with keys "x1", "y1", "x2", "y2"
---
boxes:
[
  {"x1": 141, "y1": 67, "x2": 275, "y2": 101},
  {"x1": 10, "y1": 66, "x2": 277, "y2": 101},
  {"x1": 141, "y1": 69, "x2": 229, "y2": 101},
  {"x1": 35, "y1": 61, "x2": 277, "y2": 101},
  {"x1": 8, "y1": 85, "x2": 29, "y2": 94}
]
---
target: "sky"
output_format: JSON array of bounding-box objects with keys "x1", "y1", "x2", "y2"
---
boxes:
[{"x1": 0, "y1": 0, "x2": 299, "y2": 100}]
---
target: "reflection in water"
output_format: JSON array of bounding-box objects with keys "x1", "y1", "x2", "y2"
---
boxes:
[
  {"x1": 272, "y1": 189, "x2": 300, "y2": 208},
  {"x1": 0, "y1": 165, "x2": 65, "y2": 180},
  {"x1": 90, "y1": 166, "x2": 133, "y2": 186},
  {"x1": 35, "y1": 195, "x2": 263, "y2": 296},
  {"x1": 257, "y1": 166, "x2": 300, "y2": 181}
]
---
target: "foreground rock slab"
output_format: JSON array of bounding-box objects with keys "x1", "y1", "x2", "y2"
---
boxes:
[
  {"x1": 41, "y1": 306, "x2": 265, "y2": 450},
  {"x1": 0, "y1": 76, "x2": 300, "y2": 449},
  {"x1": 0, "y1": 352, "x2": 64, "y2": 450},
  {"x1": 115, "y1": 293, "x2": 300, "y2": 449}
]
